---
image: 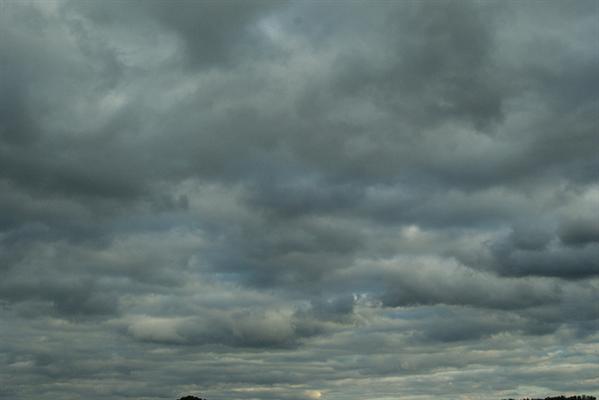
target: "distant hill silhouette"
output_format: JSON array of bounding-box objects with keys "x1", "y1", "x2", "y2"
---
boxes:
[
  {"x1": 179, "y1": 395, "x2": 596, "y2": 400},
  {"x1": 502, "y1": 396, "x2": 596, "y2": 400}
]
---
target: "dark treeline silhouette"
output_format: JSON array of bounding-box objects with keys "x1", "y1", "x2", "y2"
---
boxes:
[
  {"x1": 180, "y1": 396, "x2": 596, "y2": 400},
  {"x1": 503, "y1": 396, "x2": 596, "y2": 400},
  {"x1": 179, "y1": 396, "x2": 596, "y2": 400}
]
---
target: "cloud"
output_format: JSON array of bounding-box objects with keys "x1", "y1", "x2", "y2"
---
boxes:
[
  {"x1": 559, "y1": 216, "x2": 599, "y2": 247},
  {"x1": 378, "y1": 256, "x2": 560, "y2": 310},
  {"x1": 70, "y1": 0, "x2": 280, "y2": 68},
  {"x1": 1, "y1": 1, "x2": 598, "y2": 399},
  {"x1": 125, "y1": 310, "x2": 299, "y2": 348},
  {"x1": 487, "y1": 223, "x2": 599, "y2": 279}
]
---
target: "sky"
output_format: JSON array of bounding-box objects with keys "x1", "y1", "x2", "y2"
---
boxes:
[{"x1": 0, "y1": 0, "x2": 598, "y2": 399}]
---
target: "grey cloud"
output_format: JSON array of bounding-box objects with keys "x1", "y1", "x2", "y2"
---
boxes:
[
  {"x1": 125, "y1": 311, "x2": 298, "y2": 348},
  {"x1": 559, "y1": 217, "x2": 599, "y2": 246},
  {"x1": 380, "y1": 261, "x2": 560, "y2": 310},
  {"x1": 123, "y1": 298, "x2": 356, "y2": 348},
  {"x1": 489, "y1": 228, "x2": 599, "y2": 279},
  {"x1": 0, "y1": 77, "x2": 38, "y2": 147},
  {"x1": 339, "y1": 1, "x2": 504, "y2": 130},
  {"x1": 2, "y1": 0, "x2": 598, "y2": 399},
  {"x1": 70, "y1": 0, "x2": 279, "y2": 68},
  {"x1": 306, "y1": 295, "x2": 355, "y2": 321}
]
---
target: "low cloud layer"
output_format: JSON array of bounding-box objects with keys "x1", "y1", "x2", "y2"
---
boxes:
[{"x1": 1, "y1": 1, "x2": 598, "y2": 399}]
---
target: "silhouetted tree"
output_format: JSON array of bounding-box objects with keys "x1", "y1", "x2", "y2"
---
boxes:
[{"x1": 502, "y1": 396, "x2": 596, "y2": 400}]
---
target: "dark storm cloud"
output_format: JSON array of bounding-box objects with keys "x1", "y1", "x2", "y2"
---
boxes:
[
  {"x1": 331, "y1": 1, "x2": 505, "y2": 130},
  {"x1": 380, "y1": 263, "x2": 560, "y2": 310},
  {"x1": 282, "y1": 1, "x2": 599, "y2": 190},
  {"x1": 1, "y1": 0, "x2": 598, "y2": 399},
  {"x1": 70, "y1": 0, "x2": 279, "y2": 68},
  {"x1": 559, "y1": 217, "x2": 599, "y2": 246},
  {"x1": 0, "y1": 279, "x2": 118, "y2": 317},
  {"x1": 487, "y1": 225, "x2": 599, "y2": 279},
  {"x1": 122, "y1": 298, "x2": 354, "y2": 349},
  {"x1": 0, "y1": 77, "x2": 39, "y2": 146}
]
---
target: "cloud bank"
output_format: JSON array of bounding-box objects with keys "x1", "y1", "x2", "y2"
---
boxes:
[{"x1": 1, "y1": 1, "x2": 598, "y2": 399}]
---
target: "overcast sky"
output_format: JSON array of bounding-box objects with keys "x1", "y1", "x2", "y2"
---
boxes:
[{"x1": 1, "y1": 1, "x2": 598, "y2": 399}]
